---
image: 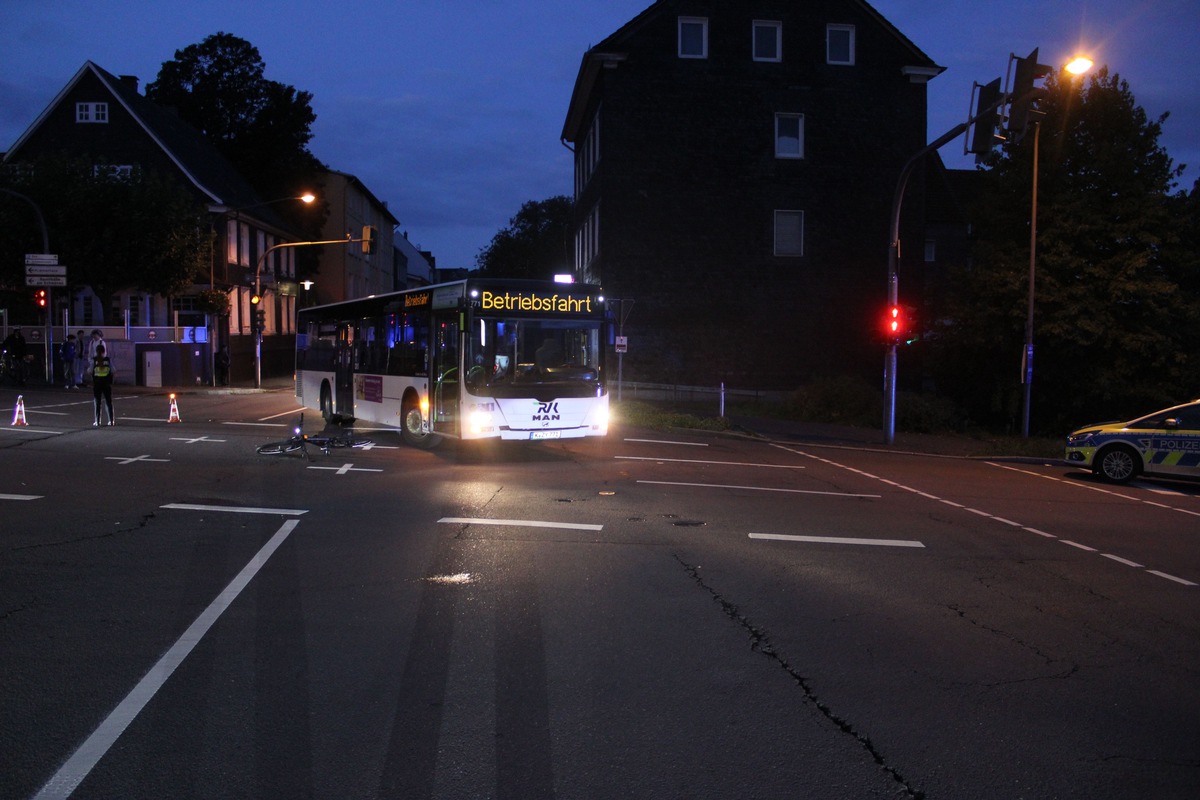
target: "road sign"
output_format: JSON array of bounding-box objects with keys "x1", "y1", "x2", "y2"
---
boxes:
[
  {"x1": 25, "y1": 264, "x2": 67, "y2": 276},
  {"x1": 24, "y1": 253, "x2": 58, "y2": 266},
  {"x1": 25, "y1": 275, "x2": 67, "y2": 287},
  {"x1": 615, "y1": 335, "x2": 628, "y2": 353}
]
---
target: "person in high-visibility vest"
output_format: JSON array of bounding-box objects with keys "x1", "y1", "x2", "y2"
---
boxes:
[{"x1": 91, "y1": 344, "x2": 115, "y2": 426}]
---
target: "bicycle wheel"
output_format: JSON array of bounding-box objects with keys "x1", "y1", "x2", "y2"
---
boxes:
[
  {"x1": 328, "y1": 434, "x2": 374, "y2": 449},
  {"x1": 257, "y1": 438, "x2": 304, "y2": 455}
]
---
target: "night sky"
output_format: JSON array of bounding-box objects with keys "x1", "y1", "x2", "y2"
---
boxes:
[{"x1": 3, "y1": 0, "x2": 1196, "y2": 269}]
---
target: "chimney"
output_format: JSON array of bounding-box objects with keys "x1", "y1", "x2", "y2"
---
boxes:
[{"x1": 119, "y1": 75, "x2": 140, "y2": 93}]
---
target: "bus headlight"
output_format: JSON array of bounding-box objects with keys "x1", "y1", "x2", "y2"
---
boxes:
[{"x1": 469, "y1": 408, "x2": 494, "y2": 433}]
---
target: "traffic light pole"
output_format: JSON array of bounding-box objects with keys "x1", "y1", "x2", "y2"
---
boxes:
[{"x1": 883, "y1": 120, "x2": 972, "y2": 444}]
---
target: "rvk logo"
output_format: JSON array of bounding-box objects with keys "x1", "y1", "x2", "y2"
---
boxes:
[{"x1": 533, "y1": 401, "x2": 560, "y2": 423}]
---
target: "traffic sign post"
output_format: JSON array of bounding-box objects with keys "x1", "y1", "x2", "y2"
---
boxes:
[{"x1": 22, "y1": 256, "x2": 63, "y2": 382}]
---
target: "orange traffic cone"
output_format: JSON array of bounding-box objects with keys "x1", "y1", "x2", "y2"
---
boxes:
[
  {"x1": 11, "y1": 395, "x2": 28, "y2": 426},
  {"x1": 167, "y1": 393, "x2": 182, "y2": 423}
]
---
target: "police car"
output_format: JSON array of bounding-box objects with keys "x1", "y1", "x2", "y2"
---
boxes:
[{"x1": 1065, "y1": 399, "x2": 1200, "y2": 483}]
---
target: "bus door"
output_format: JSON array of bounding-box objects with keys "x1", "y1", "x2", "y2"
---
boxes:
[
  {"x1": 335, "y1": 322, "x2": 354, "y2": 416},
  {"x1": 431, "y1": 310, "x2": 461, "y2": 433}
]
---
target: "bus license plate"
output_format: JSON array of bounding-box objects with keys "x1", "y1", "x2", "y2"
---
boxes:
[{"x1": 531, "y1": 430, "x2": 561, "y2": 440}]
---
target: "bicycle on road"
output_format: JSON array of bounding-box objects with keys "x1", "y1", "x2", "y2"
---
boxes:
[{"x1": 256, "y1": 413, "x2": 374, "y2": 460}]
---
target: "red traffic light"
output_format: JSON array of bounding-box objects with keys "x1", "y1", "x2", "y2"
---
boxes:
[
  {"x1": 34, "y1": 289, "x2": 47, "y2": 308},
  {"x1": 882, "y1": 304, "x2": 918, "y2": 345}
]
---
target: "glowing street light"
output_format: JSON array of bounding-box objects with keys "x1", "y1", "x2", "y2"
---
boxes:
[{"x1": 1065, "y1": 56, "x2": 1094, "y2": 76}]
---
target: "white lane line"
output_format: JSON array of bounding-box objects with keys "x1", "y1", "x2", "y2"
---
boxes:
[
  {"x1": 0, "y1": 493, "x2": 41, "y2": 500},
  {"x1": 750, "y1": 533, "x2": 925, "y2": 548},
  {"x1": 32, "y1": 519, "x2": 301, "y2": 800},
  {"x1": 169, "y1": 436, "x2": 227, "y2": 444},
  {"x1": 161, "y1": 503, "x2": 307, "y2": 516},
  {"x1": 1146, "y1": 571, "x2": 1199, "y2": 586},
  {"x1": 638, "y1": 480, "x2": 879, "y2": 498},
  {"x1": 1102, "y1": 554, "x2": 1144, "y2": 568},
  {"x1": 23, "y1": 409, "x2": 70, "y2": 416},
  {"x1": 624, "y1": 438, "x2": 709, "y2": 446},
  {"x1": 259, "y1": 408, "x2": 306, "y2": 421},
  {"x1": 439, "y1": 517, "x2": 603, "y2": 531},
  {"x1": 616, "y1": 456, "x2": 805, "y2": 469},
  {"x1": 0, "y1": 428, "x2": 63, "y2": 435},
  {"x1": 222, "y1": 421, "x2": 289, "y2": 428}
]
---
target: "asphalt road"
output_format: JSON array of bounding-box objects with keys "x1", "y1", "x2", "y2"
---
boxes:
[{"x1": 2, "y1": 385, "x2": 1198, "y2": 799}]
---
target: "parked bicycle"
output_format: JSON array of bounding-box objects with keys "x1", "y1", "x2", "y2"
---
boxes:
[{"x1": 256, "y1": 413, "x2": 374, "y2": 459}]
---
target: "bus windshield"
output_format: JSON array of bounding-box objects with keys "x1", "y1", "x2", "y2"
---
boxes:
[{"x1": 465, "y1": 317, "x2": 603, "y2": 398}]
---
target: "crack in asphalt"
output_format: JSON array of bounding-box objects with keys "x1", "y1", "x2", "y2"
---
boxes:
[{"x1": 677, "y1": 555, "x2": 925, "y2": 800}]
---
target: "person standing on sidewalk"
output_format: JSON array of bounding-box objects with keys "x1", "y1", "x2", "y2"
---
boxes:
[
  {"x1": 61, "y1": 334, "x2": 78, "y2": 388},
  {"x1": 74, "y1": 329, "x2": 88, "y2": 387},
  {"x1": 91, "y1": 343, "x2": 115, "y2": 426}
]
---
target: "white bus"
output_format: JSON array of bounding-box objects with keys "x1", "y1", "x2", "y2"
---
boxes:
[{"x1": 295, "y1": 278, "x2": 610, "y2": 447}]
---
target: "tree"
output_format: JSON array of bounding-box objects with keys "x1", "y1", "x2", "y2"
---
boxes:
[
  {"x1": 476, "y1": 196, "x2": 573, "y2": 279},
  {"x1": 146, "y1": 32, "x2": 326, "y2": 249},
  {"x1": 0, "y1": 157, "x2": 211, "y2": 322},
  {"x1": 930, "y1": 68, "x2": 1197, "y2": 432}
]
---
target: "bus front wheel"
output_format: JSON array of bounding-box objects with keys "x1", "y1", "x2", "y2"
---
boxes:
[{"x1": 402, "y1": 399, "x2": 440, "y2": 449}]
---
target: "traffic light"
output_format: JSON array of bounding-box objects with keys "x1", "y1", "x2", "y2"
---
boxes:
[
  {"x1": 1007, "y1": 48, "x2": 1053, "y2": 142},
  {"x1": 968, "y1": 77, "x2": 1004, "y2": 159},
  {"x1": 33, "y1": 289, "x2": 47, "y2": 308},
  {"x1": 362, "y1": 225, "x2": 378, "y2": 255},
  {"x1": 882, "y1": 304, "x2": 918, "y2": 345},
  {"x1": 885, "y1": 304, "x2": 904, "y2": 343},
  {"x1": 250, "y1": 294, "x2": 262, "y2": 332},
  {"x1": 255, "y1": 308, "x2": 266, "y2": 331}
]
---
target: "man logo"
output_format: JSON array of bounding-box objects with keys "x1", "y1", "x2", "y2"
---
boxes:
[{"x1": 533, "y1": 401, "x2": 560, "y2": 422}]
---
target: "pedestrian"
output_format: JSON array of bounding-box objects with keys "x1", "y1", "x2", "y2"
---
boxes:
[
  {"x1": 74, "y1": 329, "x2": 88, "y2": 387},
  {"x1": 61, "y1": 334, "x2": 78, "y2": 388},
  {"x1": 215, "y1": 345, "x2": 230, "y2": 386},
  {"x1": 3, "y1": 326, "x2": 28, "y2": 385},
  {"x1": 91, "y1": 343, "x2": 115, "y2": 426}
]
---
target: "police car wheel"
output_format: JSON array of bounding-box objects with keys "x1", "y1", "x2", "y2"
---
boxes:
[{"x1": 1096, "y1": 444, "x2": 1139, "y2": 483}]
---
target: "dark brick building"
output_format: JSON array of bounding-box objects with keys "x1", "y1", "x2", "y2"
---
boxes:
[{"x1": 562, "y1": 0, "x2": 944, "y2": 389}]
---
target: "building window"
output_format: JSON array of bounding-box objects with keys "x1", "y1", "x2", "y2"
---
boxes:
[
  {"x1": 226, "y1": 219, "x2": 238, "y2": 265},
  {"x1": 774, "y1": 210, "x2": 804, "y2": 257},
  {"x1": 752, "y1": 21, "x2": 782, "y2": 62},
  {"x1": 575, "y1": 202, "x2": 600, "y2": 272},
  {"x1": 678, "y1": 17, "x2": 708, "y2": 59},
  {"x1": 75, "y1": 102, "x2": 109, "y2": 123},
  {"x1": 576, "y1": 110, "x2": 601, "y2": 195},
  {"x1": 827, "y1": 25, "x2": 855, "y2": 65},
  {"x1": 775, "y1": 114, "x2": 804, "y2": 159},
  {"x1": 924, "y1": 239, "x2": 937, "y2": 262}
]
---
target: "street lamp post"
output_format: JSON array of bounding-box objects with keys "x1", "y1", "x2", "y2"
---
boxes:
[{"x1": 1020, "y1": 56, "x2": 1093, "y2": 437}]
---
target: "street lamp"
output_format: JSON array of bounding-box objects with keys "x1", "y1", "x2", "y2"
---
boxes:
[{"x1": 1021, "y1": 55, "x2": 1094, "y2": 437}]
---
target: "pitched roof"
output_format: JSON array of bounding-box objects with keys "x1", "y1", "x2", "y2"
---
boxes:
[{"x1": 4, "y1": 61, "x2": 273, "y2": 216}]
